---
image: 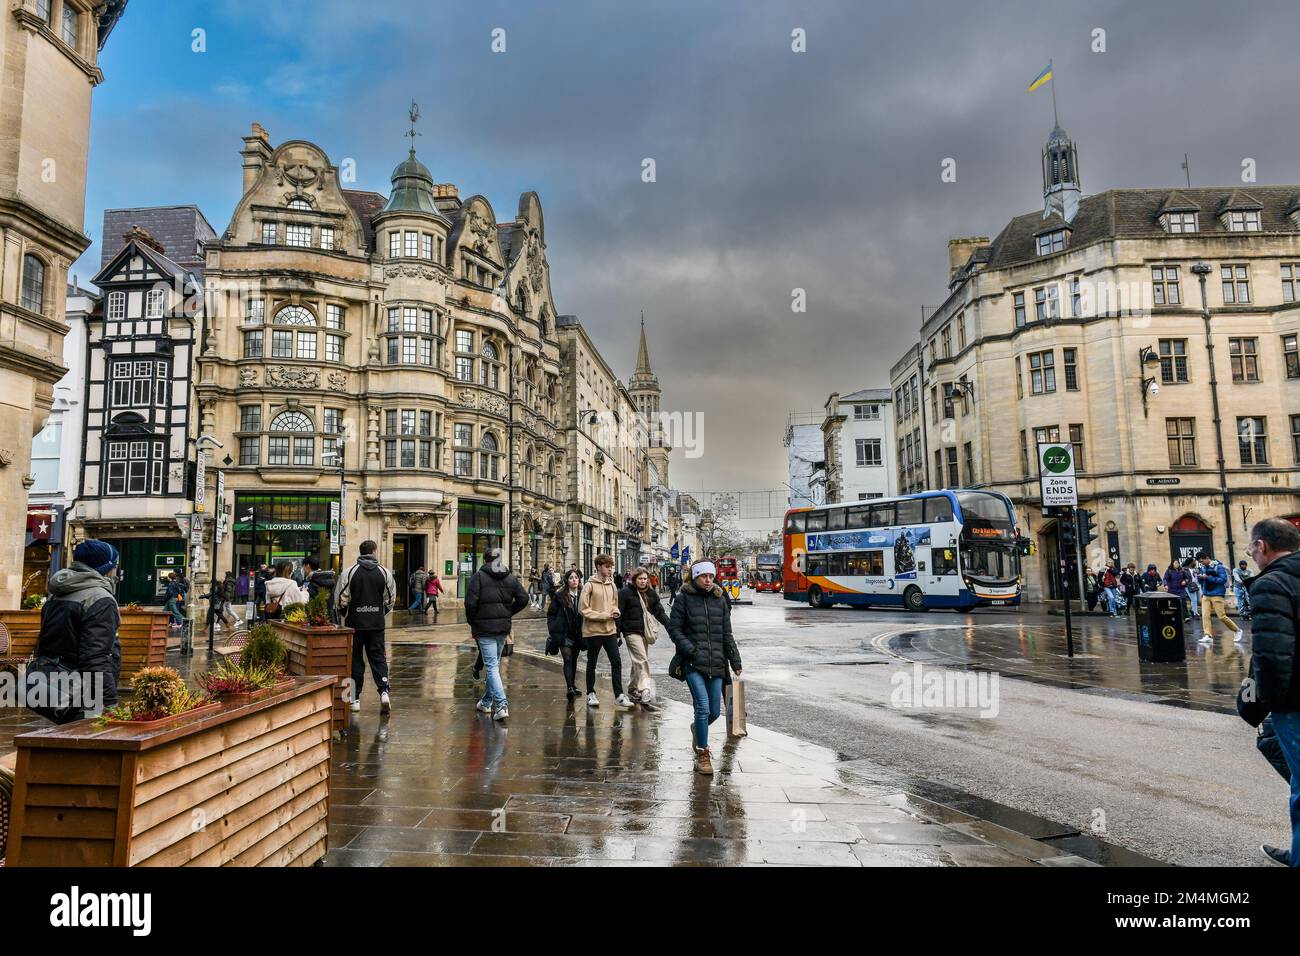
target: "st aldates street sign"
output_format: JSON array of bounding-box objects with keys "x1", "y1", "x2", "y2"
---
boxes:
[{"x1": 1038, "y1": 441, "x2": 1078, "y2": 508}]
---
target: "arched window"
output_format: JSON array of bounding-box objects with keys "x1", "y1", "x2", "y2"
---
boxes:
[
  {"x1": 270, "y1": 410, "x2": 314, "y2": 432},
  {"x1": 267, "y1": 410, "x2": 315, "y2": 467},
  {"x1": 479, "y1": 341, "x2": 501, "y2": 389},
  {"x1": 479, "y1": 432, "x2": 500, "y2": 481},
  {"x1": 287, "y1": 198, "x2": 312, "y2": 210},
  {"x1": 274, "y1": 305, "x2": 317, "y2": 326},
  {"x1": 21, "y1": 254, "x2": 45, "y2": 313}
]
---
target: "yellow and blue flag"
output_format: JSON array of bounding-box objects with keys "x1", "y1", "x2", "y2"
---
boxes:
[{"x1": 1028, "y1": 62, "x2": 1053, "y2": 92}]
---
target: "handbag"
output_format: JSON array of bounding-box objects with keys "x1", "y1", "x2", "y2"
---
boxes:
[
  {"x1": 638, "y1": 591, "x2": 658, "y2": 645},
  {"x1": 264, "y1": 597, "x2": 281, "y2": 617},
  {"x1": 725, "y1": 676, "x2": 748, "y2": 737}
]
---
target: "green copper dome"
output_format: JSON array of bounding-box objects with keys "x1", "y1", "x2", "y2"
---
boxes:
[{"x1": 383, "y1": 149, "x2": 442, "y2": 216}]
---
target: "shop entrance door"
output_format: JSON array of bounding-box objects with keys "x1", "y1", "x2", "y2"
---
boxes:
[{"x1": 392, "y1": 535, "x2": 426, "y2": 608}]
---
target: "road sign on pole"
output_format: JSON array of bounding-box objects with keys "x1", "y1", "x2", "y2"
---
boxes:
[
  {"x1": 329, "y1": 501, "x2": 340, "y2": 555},
  {"x1": 1037, "y1": 441, "x2": 1078, "y2": 508},
  {"x1": 195, "y1": 453, "x2": 207, "y2": 512}
]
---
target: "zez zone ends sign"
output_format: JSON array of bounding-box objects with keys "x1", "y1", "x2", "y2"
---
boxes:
[{"x1": 1037, "y1": 442, "x2": 1078, "y2": 507}]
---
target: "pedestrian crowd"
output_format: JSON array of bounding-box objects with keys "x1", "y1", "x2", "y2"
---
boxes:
[{"x1": 1084, "y1": 551, "x2": 1249, "y2": 642}]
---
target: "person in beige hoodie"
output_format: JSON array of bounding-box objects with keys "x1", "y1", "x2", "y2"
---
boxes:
[{"x1": 579, "y1": 553, "x2": 630, "y2": 708}]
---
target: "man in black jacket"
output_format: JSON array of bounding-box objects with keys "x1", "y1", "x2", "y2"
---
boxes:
[
  {"x1": 334, "y1": 541, "x2": 397, "y2": 715},
  {"x1": 27, "y1": 539, "x2": 121, "y2": 723},
  {"x1": 1237, "y1": 518, "x2": 1300, "y2": 866},
  {"x1": 302, "y1": 556, "x2": 339, "y2": 624},
  {"x1": 464, "y1": 547, "x2": 529, "y2": 720}
]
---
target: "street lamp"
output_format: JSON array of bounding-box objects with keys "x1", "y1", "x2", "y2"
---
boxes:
[
  {"x1": 1191, "y1": 261, "x2": 1235, "y2": 563},
  {"x1": 1138, "y1": 345, "x2": 1161, "y2": 417}
]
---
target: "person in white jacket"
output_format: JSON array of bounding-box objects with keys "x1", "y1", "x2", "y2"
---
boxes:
[{"x1": 263, "y1": 561, "x2": 306, "y2": 618}]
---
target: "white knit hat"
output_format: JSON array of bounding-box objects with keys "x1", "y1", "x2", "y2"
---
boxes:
[{"x1": 691, "y1": 560, "x2": 717, "y2": 579}]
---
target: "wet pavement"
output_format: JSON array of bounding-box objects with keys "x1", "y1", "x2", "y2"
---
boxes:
[{"x1": 323, "y1": 642, "x2": 1114, "y2": 866}]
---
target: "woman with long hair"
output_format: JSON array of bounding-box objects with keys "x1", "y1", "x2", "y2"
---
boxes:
[{"x1": 547, "y1": 568, "x2": 586, "y2": 699}]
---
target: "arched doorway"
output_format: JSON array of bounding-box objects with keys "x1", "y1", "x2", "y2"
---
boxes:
[{"x1": 1169, "y1": 514, "x2": 1213, "y2": 565}]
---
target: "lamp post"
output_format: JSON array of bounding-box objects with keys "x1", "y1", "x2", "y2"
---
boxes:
[
  {"x1": 194, "y1": 434, "x2": 224, "y2": 656},
  {"x1": 1191, "y1": 261, "x2": 1235, "y2": 563},
  {"x1": 1138, "y1": 345, "x2": 1161, "y2": 417}
]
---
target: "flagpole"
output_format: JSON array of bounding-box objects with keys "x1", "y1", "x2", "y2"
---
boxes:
[{"x1": 1050, "y1": 59, "x2": 1059, "y2": 127}]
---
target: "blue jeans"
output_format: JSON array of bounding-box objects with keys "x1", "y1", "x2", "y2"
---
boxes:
[
  {"x1": 1186, "y1": 590, "x2": 1201, "y2": 617},
  {"x1": 1267, "y1": 710, "x2": 1300, "y2": 866},
  {"x1": 1101, "y1": 588, "x2": 1117, "y2": 615},
  {"x1": 684, "y1": 668, "x2": 724, "y2": 749},
  {"x1": 476, "y1": 635, "x2": 508, "y2": 710},
  {"x1": 1234, "y1": 586, "x2": 1251, "y2": 618},
  {"x1": 409, "y1": 594, "x2": 424, "y2": 611}
]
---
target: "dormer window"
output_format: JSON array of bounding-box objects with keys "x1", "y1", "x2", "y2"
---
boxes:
[
  {"x1": 1163, "y1": 212, "x2": 1198, "y2": 233},
  {"x1": 1227, "y1": 210, "x2": 1261, "y2": 232},
  {"x1": 287, "y1": 198, "x2": 312, "y2": 211},
  {"x1": 1037, "y1": 229, "x2": 1066, "y2": 255}
]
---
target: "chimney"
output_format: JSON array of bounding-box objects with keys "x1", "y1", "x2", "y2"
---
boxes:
[
  {"x1": 947, "y1": 236, "x2": 988, "y2": 280},
  {"x1": 124, "y1": 225, "x2": 166, "y2": 257},
  {"x1": 241, "y1": 122, "x2": 273, "y2": 192}
]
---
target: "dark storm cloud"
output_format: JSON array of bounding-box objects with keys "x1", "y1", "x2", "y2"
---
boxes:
[{"x1": 87, "y1": 0, "x2": 1300, "y2": 513}]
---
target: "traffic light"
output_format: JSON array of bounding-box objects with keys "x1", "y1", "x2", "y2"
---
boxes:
[
  {"x1": 1059, "y1": 515, "x2": 1076, "y2": 550},
  {"x1": 1016, "y1": 536, "x2": 1033, "y2": 556},
  {"x1": 1075, "y1": 508, "x2": 1097, "y2": 548}
]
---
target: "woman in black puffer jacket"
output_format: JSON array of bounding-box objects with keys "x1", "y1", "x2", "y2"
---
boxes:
[
  {"x1": 547, "y1": 569, "x2": 586, "y2": 699},
  {"x1": 668, "y1": 560, "x2": 742, "y2": 775}
]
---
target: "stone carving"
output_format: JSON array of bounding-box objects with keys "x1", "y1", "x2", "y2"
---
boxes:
[
  {"x1": 238, "y1": 367, "x2": 259, "y2": 387},
  {"x1": 458, "y1": 390, "x2": 476, "y2": 408},
  {"x1": 0, "y1": 448, "x2": 12, "y2": 468},
  {"x1": 526, "y1": 231, "x2": 544, "y2": 292},
  {"x1": 395, "y1": 512, "x2": 425, "y2": 529},
  {"x1": 481, "y1": 394, "x2": 508, "y2": 417},
  {"x1": 327, "y1": 371, "x2": 348, "y2": 390},
  {"x1": 266, "y1": 366, "x2": 319, "y2": 389},
  {"x1": 383, "y1": 264, "x2": 439, "y2": 280},
  {"x1": 467, "y1": 207, "x2": 495, "y2": 255},
  {"x1": 275, "y1": 159, "x2": 321, "y2": 192}
]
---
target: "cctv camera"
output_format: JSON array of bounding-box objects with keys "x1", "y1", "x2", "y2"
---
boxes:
[{"x1": 1149, "y1": 382, "x2": 1160, "y2": 396}]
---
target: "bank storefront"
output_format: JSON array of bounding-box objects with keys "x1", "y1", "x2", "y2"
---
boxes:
[
  {"x1": 234, "y1": 493, "x2": 340, "y2": 578},
  {"x1": 456, "y1": 499, "x2": 504, "y2": 597}
]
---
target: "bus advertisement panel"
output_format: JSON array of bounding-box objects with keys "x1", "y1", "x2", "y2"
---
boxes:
[{"x1": 781, "y1": 490, "x2": 1021, "y2": 612}]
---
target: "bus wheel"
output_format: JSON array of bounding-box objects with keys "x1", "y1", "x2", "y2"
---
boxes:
[
  {"x1": 809, "y1": 586, "x2": 827, "y2": 609},
  {"x1": 903, "y1": 586, "x2": 927, "y2": 612}
]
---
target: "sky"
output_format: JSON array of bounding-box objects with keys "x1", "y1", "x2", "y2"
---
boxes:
[{"x1": 79, "y1": 0, "x2": 1300, "y2": 533}]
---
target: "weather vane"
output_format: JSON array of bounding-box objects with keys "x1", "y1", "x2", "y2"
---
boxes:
[{"x1": 405, "y1": 99, "x2": 421, "y2": 153}]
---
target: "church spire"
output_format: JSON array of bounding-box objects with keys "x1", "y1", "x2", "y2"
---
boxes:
[{"x1": 635, "y1": 311, "x2": 652, "y2": 376}]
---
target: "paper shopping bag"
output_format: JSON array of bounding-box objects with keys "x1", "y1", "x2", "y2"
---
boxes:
[{"x1": 725, "y1": 677, "x2": 747, "y2": 737}]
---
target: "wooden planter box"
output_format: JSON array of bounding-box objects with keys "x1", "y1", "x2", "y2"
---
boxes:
[
  {"x1": 0, "y1": 609, "x2": 169, "y2": 682},
  {"x1": 5, "y1": 676, "x2": 334, "y2": 867},
  {"x1": 271, "y1": 621, "x2": 353, "y2": 733}
]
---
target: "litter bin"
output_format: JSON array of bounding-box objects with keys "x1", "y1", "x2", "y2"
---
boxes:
[{"x1": 1135, "y1": 593, "x2": 1185, "y2": 662}]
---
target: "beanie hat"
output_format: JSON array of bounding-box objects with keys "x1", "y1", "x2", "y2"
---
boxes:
[
  {"x1": 691, "y1": 560, "x2": 716, "y2": 579},
  {"x1": 74, "y1": 539, "x2": 119, "y2": 575}
]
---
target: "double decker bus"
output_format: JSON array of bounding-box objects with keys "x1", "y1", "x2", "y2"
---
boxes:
[
  {"x1": 753, "y1": 552, "x2": 783, "y2": 592},
  {"x1": 782, "y1": 489, "x2": 1023, "y2": 611}
]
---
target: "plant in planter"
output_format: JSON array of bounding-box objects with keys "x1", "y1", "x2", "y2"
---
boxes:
[
  {"x1": 21, "y1": 594, "x2": 43, "y2": 610},
  {"x1": 303, "y1": 588, "x2": 332, "y2": 627},
  {"x1": 98, "y1": 665, "x2": 213, "y2": 724},
  {"x1": 123, "y1": 602, "x2": 142, "y2": 610},
  {"x1": 283, "y1": 604, "x2": 307, "y2": 625},
  {"x1": 240, "y1": 623, "x2": 287, "y2": 674},
  {"x1": 196, "y1": 660, "x2": 282, "y2": 698}
]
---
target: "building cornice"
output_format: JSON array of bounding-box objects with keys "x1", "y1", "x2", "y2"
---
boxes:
[{"x1": 11, "y1": 8, "x2": 105, "y2": 84}]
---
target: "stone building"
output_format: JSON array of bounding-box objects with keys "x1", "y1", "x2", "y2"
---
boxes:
[
  {"x1": 895, "y1": 121, "x2": 1300, "y2": 601},
  {"x1": 197, "y1": 124, "x2": 565, "y2": 605},
  {"x1": 819, "y1": 388, "x2": 897, "y2": 503},
  {"x1": 0, "y1": 0, "x2": 126, "y2": 605},
  {"x1": 890, "y1": 343, "x2": 928, "y2": 495},
  {"x1": 557, "y1": 314, "x2": 649, "y2": 577}
]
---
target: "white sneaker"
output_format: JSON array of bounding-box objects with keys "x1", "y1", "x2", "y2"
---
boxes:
[
  {"x1": 475, "y1": 700, "x2": 493, "y2": 713},
  {"x1": 1198, "y1": 635, "x2": 1214, "y2": 643},
  {"x1": 350, "y1": 699, "x2": 361, "y2": 712},
  {"x1": 1234, "y1": 633, "x2": 1246, "y2": 642},
  {"x1": 615, "y1": 694, "x2": 633, "y2": 707},
  {"x1": 493, "y1": 705, "x2": 509, "y2": 720},
  {"x1": 380, "y1": 691, "x2": 391, "y2": 714},
  {"x1": 587, "y1": 692, "x2": 599, "y2": 708}
]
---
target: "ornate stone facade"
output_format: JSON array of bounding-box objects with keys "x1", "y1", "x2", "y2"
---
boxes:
[{"x1": 197, "y1": 123, "x2": 565, "y2": 602}]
